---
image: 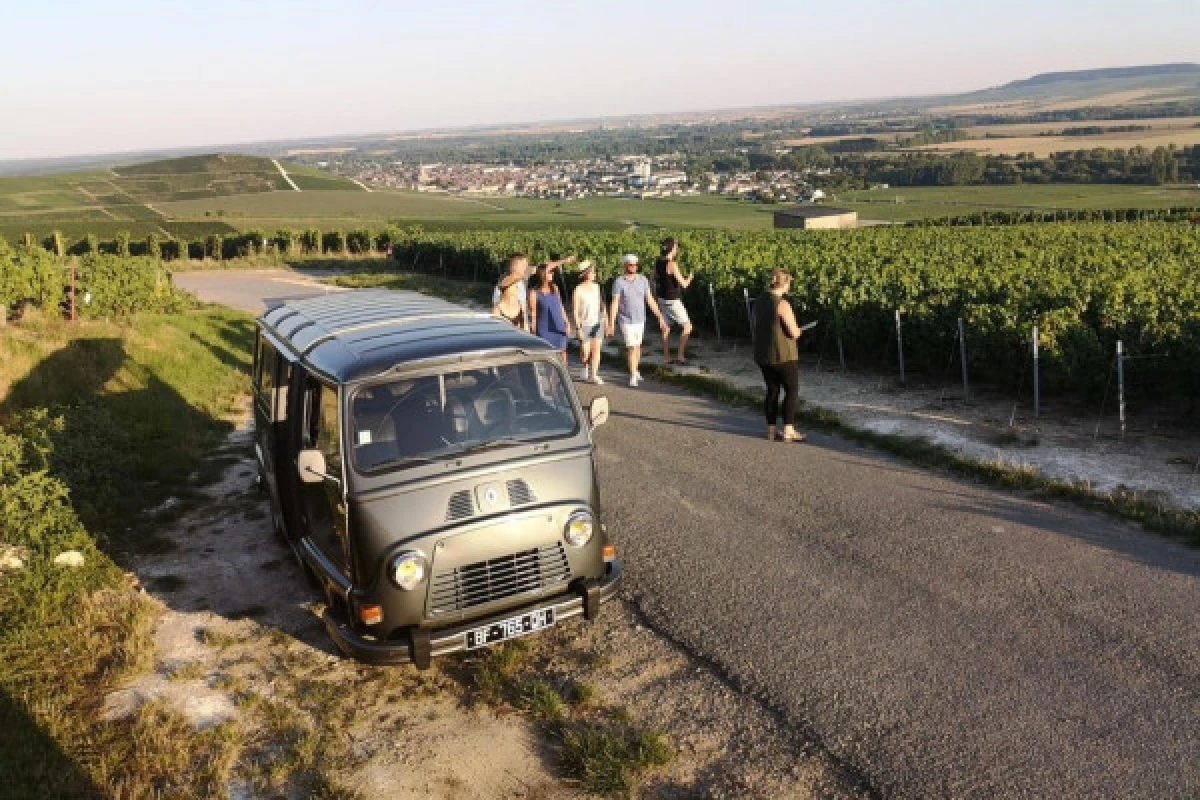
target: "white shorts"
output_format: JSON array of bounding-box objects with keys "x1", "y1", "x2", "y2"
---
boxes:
[
  {"x1": 660, "y1": 298, "x2": 691, "y2": 329},
  {"x1": 619, "y1": 322, "x2": 645, "y2": 347}
]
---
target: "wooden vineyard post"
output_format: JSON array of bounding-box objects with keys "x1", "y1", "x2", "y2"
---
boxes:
[
  {"x1": 743, "y1": 288, "x2": 753, "y2": 335},
  {"x1": 895, "y1": 309, "x2": 906, "y2": 386},
  {"x1": 69, "y1": 260, "x2": 77, "y2": 322}
]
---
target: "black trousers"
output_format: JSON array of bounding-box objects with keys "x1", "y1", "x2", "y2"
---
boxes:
[{"x1": 759, "y1": 360, "x2": 799, "y2": 426}]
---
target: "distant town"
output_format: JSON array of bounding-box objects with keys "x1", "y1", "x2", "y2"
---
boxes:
[{"x1": 316, "y1": 154, "x2": 834, "y2": 204}]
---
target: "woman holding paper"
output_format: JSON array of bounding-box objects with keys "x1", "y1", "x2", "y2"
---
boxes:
[{"x1": 752, "y1": 268, "x2": 806, "y2": 443}]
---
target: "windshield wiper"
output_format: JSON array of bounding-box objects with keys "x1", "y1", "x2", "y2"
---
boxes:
[{"x1": 450, "y1": 437, "x2": 527, "y2": 457}]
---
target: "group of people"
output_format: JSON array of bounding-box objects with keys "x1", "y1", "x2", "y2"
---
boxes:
[
  {"x1": 491, "y1": 238, "x2": 695, "y2": 388},
  {"x1": 491, "y1": 240, "x2": 807, "y2": 442}
]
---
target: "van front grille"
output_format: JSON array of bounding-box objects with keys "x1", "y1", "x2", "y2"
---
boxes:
[
  {"x1": 429, "y1": 544, "x2": 570, "y2": 614},
  {"x1": 507, "y1": 479, "x2": 536, "y2": 506},
  {"x1": 445, "y1": 490, "x2": 475, "y2": 522}
]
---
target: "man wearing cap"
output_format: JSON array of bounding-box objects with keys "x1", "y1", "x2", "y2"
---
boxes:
[{"x1": 606, "y1": 253, "x2": 669, "y2": 387}]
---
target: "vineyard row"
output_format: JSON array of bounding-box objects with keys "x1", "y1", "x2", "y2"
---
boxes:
[{"x1": 2, "y1": 224, "x2": 1198, "y2": 404}]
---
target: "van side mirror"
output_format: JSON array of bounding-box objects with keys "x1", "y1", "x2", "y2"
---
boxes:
[
  {"x1": 588, "y1": 396, "x2": 610, "y2": 429},
  {"x1": 297, "y1": 449, "x2": 330, "y2": 484}
]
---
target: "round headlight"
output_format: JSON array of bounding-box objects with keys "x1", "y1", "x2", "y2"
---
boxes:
[
  {"x1": 389, "y1": 552, "x2": 427, "y2": 590},
  {"x1": 564, "y1": 511, "x2": 595, "y2": 547}
]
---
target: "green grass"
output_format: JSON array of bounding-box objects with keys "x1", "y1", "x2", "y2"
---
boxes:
[
  {"x1": 835, "y1": 183, "x2": 1200, "y2": 221},
  {"x1": 0, "y1": 307, "x2": 254, "y2": 797}
]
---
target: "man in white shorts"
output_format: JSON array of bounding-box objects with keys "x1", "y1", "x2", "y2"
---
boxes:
[{"x1": 606, "y1": 253, "x2": 669, "y2": 387}]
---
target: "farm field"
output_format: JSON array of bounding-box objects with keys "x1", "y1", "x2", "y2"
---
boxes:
[
  {"x1": 832, "y1": 183, "x2": 1200, "y2": 222},
  {"x1": 915, "y1": 125, "x2": 1200, "y2": 157},
  {"x1": 0, "y1": 155, "x2": 360, "y2": 241},
  {"x1": 153, "y1": 190, "x2": 781, "y2": 231}
]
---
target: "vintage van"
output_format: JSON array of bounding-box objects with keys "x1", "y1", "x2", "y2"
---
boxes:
[{"x1": 252, "y1": 289, "x2": 621, "y2": 667}]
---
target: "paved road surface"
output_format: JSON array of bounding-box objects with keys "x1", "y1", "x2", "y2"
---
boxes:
[{"x1": 180, "y1": 271, "x2": 1200, "y2": 798}]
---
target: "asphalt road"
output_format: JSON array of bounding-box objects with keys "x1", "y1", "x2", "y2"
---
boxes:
[{"x1": 180, "y1": 271, "x2": 1200, "y2": 799}]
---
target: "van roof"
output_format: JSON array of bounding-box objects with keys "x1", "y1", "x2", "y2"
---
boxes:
[{"x1": 259, "y1": 289, "x2": 554, "y2": 383}]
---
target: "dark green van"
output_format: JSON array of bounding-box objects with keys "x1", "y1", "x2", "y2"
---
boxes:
[{"x1": 252, "y1": 289, "x2": 620, "y2": 667}]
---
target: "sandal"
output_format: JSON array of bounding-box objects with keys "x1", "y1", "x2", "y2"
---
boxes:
[{"x1": 778, "y1": 432, "x2": 807, "y2": 443}]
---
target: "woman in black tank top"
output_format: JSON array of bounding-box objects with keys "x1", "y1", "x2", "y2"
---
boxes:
[
  {"x1": 654, "y1": 238, "x2": 695, "y2": 364},
  {"x1": 752, "y1": 268, "x2": 806, "y2": 443}
]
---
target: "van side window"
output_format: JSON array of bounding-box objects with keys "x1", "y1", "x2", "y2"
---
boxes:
[
  {"x1": 304, "y1": 381, "x2": 342, "y2": 477},
  {"x1": 317, "y1": 386, "x2": 342, "y2": 479},
  {"x1": 255, "y1": 337, "x2": 277, "y2": 398}
]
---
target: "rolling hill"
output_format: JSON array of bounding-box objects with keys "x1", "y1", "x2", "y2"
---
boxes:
[{"x1": 0, "y1": 154, "x2": 362, "y2": 241}]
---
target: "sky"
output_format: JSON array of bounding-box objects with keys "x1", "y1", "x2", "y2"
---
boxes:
[{"x1": 1, "y1": 0, "x2": 1198, "y2": 160}]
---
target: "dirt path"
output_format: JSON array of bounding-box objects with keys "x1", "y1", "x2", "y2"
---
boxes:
[
  {"x1": 271, "y1": 159, "x2": 302, "y2": 192},
  {"x1": 104, "y1": 408, "x2": 861, "y2": 798}
]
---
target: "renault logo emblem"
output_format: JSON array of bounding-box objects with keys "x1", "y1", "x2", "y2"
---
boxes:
[{"x1": 484, "y1": 487, "x2": 499, "y2": 508}]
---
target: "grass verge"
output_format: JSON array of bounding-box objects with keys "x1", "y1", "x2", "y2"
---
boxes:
[
  {"x1": 451, "y1": 640, "x2": 673, "y2": 793},
  {"x1": 0, "y1": 307, "x2": 254, "y2": 797}
]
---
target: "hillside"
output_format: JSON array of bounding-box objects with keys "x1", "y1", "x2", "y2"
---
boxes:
[
  {"x1": 930, "y1": 63, "x2": 1200, "y2": 114},
  {"x1": 0, "y1": 154, "x2": 362, "y2": 241},
  {"x1": 1002, "y1": 63, "x2": 1200, "y2": 90}
]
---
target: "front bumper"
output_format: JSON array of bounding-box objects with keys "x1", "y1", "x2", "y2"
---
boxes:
[{"x1": 323, "y1": 560, "x2": 623, "y2": 668}]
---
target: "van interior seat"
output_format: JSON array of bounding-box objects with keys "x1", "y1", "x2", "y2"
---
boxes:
[{"x1": 474, "y1": 387, "x2": 516, "y2": 434}]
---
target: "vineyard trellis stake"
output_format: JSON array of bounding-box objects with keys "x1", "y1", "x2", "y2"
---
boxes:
[
  {"x1": 1116, "y1": 340, "x2": 1126, "y2": 439},
  {"x1": 708, "y1": 284, "x2": 722, "y2": 345},
  {"x1": 895, "y1": 310, "x2": 906, "y2": 386},
  {"x1": 834, "y1": 308, "x2": 846, "y2": 373},
  {"x1": 1032, "y1": 325, "x2": 1040, "y2": 418},
  {"x1": 958, "y1": 317, "x2": 970, "y2": 402},
  {"x1": 743, "y1": 287, "x2": 753, "y2": 334}
]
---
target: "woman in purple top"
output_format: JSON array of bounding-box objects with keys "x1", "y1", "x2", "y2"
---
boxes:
[{"x1": 528, "y1": 261, "x2": 573, "y2": 362}]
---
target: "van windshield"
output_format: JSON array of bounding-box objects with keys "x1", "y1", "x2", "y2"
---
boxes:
[{"x1": 350, "y1": 360, "x2": 580, "y2": 473}]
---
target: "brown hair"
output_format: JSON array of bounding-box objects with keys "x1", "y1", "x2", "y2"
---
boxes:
[{"x1": 769, "y1": 268, "x2": 792, "y2": 289}]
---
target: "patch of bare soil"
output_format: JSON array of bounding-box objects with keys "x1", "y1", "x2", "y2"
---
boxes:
[
  {"x1": 647, "y1": 338, "x2": 1200, "y2": 513},
  {"x1": 105, "y1": 406, "x2": 859, "y2": 798}
]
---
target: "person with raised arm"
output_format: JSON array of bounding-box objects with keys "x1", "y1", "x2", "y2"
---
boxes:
[{"x1": 653, "y1": 237, "x2": 695, "y2": 365}]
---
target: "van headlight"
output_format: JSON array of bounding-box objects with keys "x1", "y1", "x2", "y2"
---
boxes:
[
  {"x1": 564, "y1": 511, "x2": 595, "y2": 548},
  {"x1": 389, "y1": 552, "x2": 428, "y2": 590}
]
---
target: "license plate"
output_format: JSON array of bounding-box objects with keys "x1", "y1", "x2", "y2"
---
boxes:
[{"x1": 465, "y1": 607, "x2": 555, "y2": 650}]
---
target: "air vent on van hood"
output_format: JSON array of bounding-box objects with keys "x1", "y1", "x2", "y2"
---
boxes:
[
  {"x1": 445, "y1": 490, "x2": 475, "y2": 522},
  {"x1": 507, "y1": 479, "x2": 536, "y2": 506}
]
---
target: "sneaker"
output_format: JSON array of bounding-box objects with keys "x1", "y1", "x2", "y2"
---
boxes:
[
  {"x1": 579, "y1": 366, "x2": 590, "y2": 382},
  {"x1": 593, "y1": 374, "x2": 604, "y2": 385},
  {"x1": 629, "y1": 373, "x2": 640, "y2": 387}
]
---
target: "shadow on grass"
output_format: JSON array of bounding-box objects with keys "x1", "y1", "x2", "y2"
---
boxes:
[
  {"x1": 0, "y1": 693, "x2": 102, "y2": 799},
  {"x1": 1, "y1": 338, "x2": 232, "y2": 554},
  {"x1": 0, "y1": 316, "x2": 260, "y2": 796}
]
